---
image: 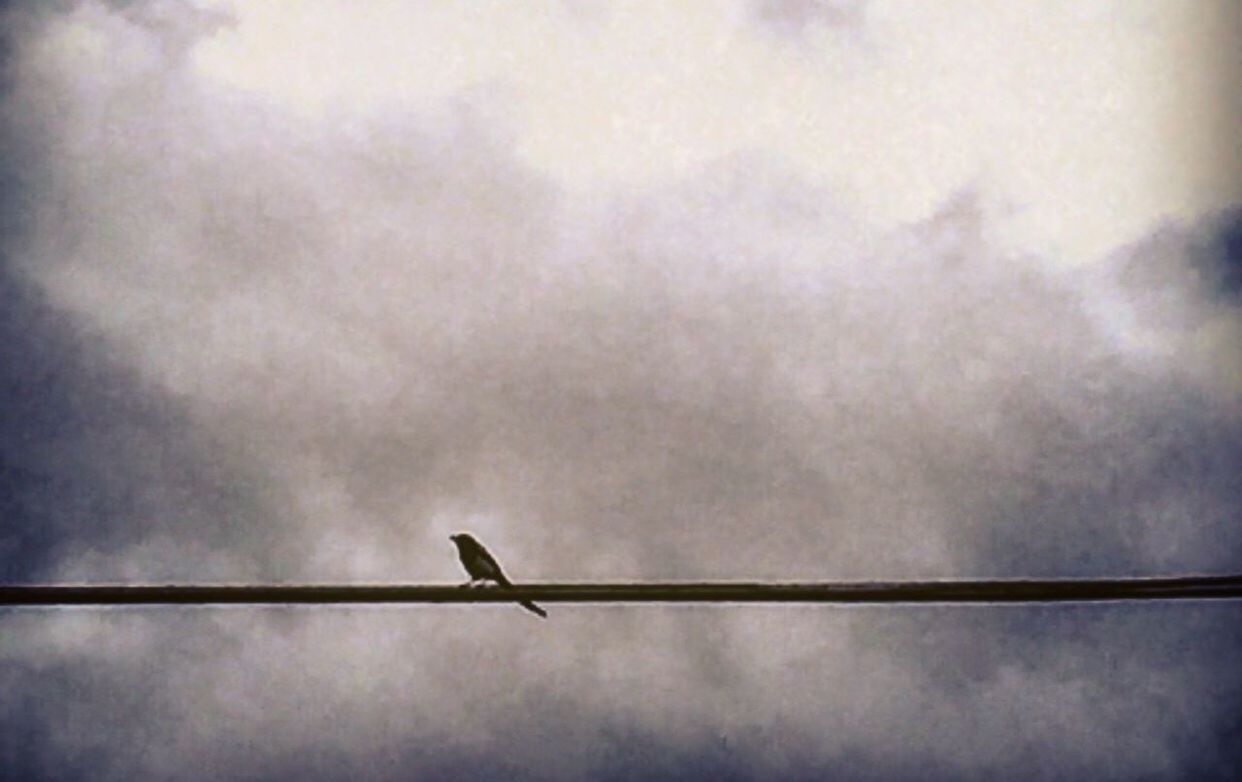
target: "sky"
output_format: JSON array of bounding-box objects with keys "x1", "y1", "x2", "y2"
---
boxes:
[{"x1": 1, "y1": 1, "x2": 1240, "y2": 779}]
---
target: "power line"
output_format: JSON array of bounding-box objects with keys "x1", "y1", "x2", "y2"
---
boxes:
[{"x1": 2, "y1": 574, "x2": 1242, "y2": 606}]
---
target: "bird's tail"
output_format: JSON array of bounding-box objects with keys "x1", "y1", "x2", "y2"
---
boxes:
[
  {"x1": 495, "y1": 575, "x2": 547, "y2": 618},
  {"x1": 517, "y1": 598, "x2": 548, "y2": 619}
]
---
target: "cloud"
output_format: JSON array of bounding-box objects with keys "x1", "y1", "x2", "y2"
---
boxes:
[
  {"x1": 1, "y1": 1, "x2": 1239, "y2": 780},
  {"x1": 186, "y1": 0, "x2": 1242, "y2": 266},
  {"x1": 749, "y1": 0, "x2": 867, "y2": 36}
]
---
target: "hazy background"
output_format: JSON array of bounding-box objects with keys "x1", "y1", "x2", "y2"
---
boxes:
[{"x1": 1, "y1": 1, "x2": 1240, "y2": 779}]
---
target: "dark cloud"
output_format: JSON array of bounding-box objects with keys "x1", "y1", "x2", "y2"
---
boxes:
[
  {"x1": 1215, "y1": 210, "x2": 1242, "y2": 298},
  {"x1": 0, "y1": 147, "x2": 286, "y2": 582},
  {"x1": 0, "y1": 2, "x2": 1240, "y2": 781},
  {"x1": 0, "y1": 186, "x2": 287, "y2": 581}
]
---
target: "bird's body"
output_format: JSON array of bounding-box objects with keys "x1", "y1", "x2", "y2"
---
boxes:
[{"x1": 450, "y1": 533, "x2": 547, "y2": 618}]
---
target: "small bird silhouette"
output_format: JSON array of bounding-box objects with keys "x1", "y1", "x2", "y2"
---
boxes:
[{"x1": 450, "y1": 532, "x2": 547, "y2": 618}]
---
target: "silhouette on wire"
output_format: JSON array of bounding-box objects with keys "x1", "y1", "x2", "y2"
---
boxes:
[{"x1": 450, "y1": 533, "x2": 547, "y2": 618}]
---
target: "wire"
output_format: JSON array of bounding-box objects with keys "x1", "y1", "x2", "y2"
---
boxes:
[{"x1": 3, "y1": 574, "x2": 1242, "y2": 606}]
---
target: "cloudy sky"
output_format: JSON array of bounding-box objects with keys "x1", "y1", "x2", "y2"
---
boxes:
[{"x1": 1, "y1": 0, "x2": 1240, "y2": 779}]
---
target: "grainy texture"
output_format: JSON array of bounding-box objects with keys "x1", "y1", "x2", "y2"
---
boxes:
[{"x1": 2, "y1": 2, "x2": 1241, "y2": 781}]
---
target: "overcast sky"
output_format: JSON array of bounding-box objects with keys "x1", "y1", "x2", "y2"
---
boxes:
[{"x1": 1, "y1": 1, "x2": 1240, "y2": 780}]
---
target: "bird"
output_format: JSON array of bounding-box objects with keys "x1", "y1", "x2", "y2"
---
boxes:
[{"x1": 450, "y1": 532, "x2": 547, "y2": 618}]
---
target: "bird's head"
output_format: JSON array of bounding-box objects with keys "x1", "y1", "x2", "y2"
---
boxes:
[{"x1": 449, "y1": 532, "x2": 474, "y2": 547}]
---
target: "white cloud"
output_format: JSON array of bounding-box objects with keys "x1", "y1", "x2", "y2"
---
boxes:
[{"x1": 191, "y1": 0, "x2": 1241, "y2": 265}]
